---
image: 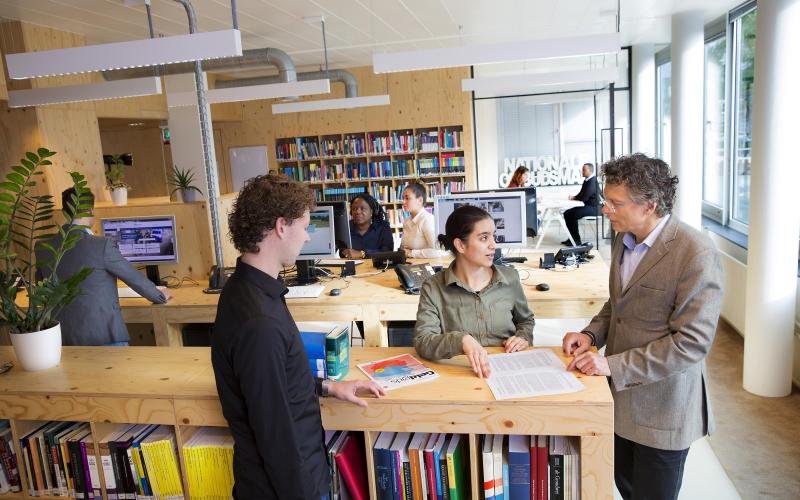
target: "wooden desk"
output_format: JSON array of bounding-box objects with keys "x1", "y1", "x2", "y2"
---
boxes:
[
  {"x1": 0, "y1": 346, "x2": 614, "y2": 499},
  {"x1": 120, "y1": 253, "x2": 609, "y2": 347}
]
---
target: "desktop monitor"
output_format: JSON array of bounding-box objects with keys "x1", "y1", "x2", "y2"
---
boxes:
[
  {"x1": 294, "y1": 206, "x2": 337, "y2": 284},
  {"x1": 101, "y1": 215, "x2": 178, "y2": 285},
  {"x1": 458, "y1": 187, "x2": 538, "y2": 237},
  {"x1": 315, "y1": 200, "x2": 352, "y2": 251},
  {"x1": 433, "y1": 191, "x2": 527, "y2": 248}
]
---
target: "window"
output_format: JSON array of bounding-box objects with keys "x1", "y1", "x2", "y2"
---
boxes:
[
  {"x1": 656, "y1": 60, "x2": 671, "y2": 164},
  {"x1": 702, "y1": 36, "x2": 726, "y2": 218},
  {"x1": 730, "y1": 7, "x2": 756, "y2": 230}
]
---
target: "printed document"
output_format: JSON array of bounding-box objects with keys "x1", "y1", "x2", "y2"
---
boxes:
[{"x1": 486, "y1": 349, "x2": 584, "y2": 400}]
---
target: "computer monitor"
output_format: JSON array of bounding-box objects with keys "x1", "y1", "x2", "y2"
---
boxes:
[
  {"x1": 101, "y1": 216, "x2": 178, "y2": 285},
  {"x1": 315, "y1": 200, "x2": 352, "y2": 251},
  {"x1": 433, "y1": 191, "x2": 527, "y2": 248},
  {"x1": 457, "y1": 187, "x2": 538, "y2": 237},
  {"x1": 294, "y1": 206, "x2": 337, "y2": 284}
]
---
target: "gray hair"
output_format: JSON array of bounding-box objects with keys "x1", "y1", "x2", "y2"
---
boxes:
[{"x1": 601, "y1": 154, "x2": 678, "y2": 217}]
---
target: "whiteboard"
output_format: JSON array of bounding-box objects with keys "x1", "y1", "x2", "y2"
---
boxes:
[{"x1": 228, "y1": 145, "x2": 268, "y2": 192}]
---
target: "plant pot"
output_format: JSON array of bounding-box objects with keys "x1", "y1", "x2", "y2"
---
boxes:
[
  {"x1": 111, "y1": 187, "x2": 128, "y2": 206},
  {"x1": 182, "y1": 189, "x2": 200, "y2": 203},
  {"x1": 10, "y1": 323, "x2": 62, "y2": 371},
  {"x1": 173, "y1": 190, "x2": 184, "y2": 203}
]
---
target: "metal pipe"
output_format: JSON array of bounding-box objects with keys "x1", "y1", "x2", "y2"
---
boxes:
[
  {"x1": 172, "y1": 0, "x2": 225, "y2": 274},
  {"x1": 214, "y1": 68, "x2": 358, "y2": 98}
]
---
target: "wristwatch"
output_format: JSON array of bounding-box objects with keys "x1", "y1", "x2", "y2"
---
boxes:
[
  {"x1": 360, "y1": 250, "x2": 366, "y2": 259},
  {"x1": 320, "y1": 379, "x2": 332, "y2": 397}
]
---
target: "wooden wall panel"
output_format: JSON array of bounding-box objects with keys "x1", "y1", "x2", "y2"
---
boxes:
[
  {"x1": 100, "y1": 126, "x2": 172, "y2": 197},
  {"x1": 92, "y1": 199, "x2": 215, "y2": 281},
  {"x1": 95, "y1": 91, "x2": 168, "y2": 120}
]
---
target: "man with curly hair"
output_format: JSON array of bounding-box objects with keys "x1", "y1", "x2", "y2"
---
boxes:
[
  {"x1": 562, "y1": 154, "x2": 724, "y2": 500},
  {"x1": 211, "y1": 173, "x2": 385, "y2": 499}
]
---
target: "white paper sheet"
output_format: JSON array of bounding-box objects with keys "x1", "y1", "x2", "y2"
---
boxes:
[{"x1": 486, "y1": 349, "x2": 585, "y2": 400}]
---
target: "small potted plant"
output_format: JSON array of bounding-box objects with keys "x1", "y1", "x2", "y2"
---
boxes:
[
  {"x1": 169, "y1": 165, "x2": 203, "y2": 202},
  {"x1": 0, "y1": 148, "x2": 93, "y2": 371},
  {"x1": 106, "y1": 154, "x2": 130, "y2": 205}
]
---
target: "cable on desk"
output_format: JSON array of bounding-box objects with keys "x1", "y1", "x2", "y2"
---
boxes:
[
  {"x1": 161, "y1": 276, "x2": 200, "y2": 288},
  {"x1": 349, "y1": 261, "x2": 390, "y2": 278}
]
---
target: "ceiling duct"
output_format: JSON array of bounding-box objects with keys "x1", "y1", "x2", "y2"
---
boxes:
[{"x1": 215, "y1": 69, "x2": 358, "y2": 98}]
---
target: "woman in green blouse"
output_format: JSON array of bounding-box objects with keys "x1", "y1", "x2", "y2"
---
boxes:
[{"x1": 414, "y1": 205, "x2": 535, "y2": 378}]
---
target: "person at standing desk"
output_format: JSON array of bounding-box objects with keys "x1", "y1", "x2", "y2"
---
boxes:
[
  {"x1": 562, "y1": 162, "x2": 599, "y2": 246},
  {"x1": 35, "y1": 188, "x2": 170, "y2": 346},
  {"x1": 340, "y1": 192, "x2": 394, "y2": 259},
  {"x1": 414, "y1": 205, "x2": 535, "y2": 378},
  {"x1": 562, "y1": 154, "x2": 724, "y2": 500},
  {"x1": 399, "y1": 182, "x2": 447, "y2": 258},
  {"x1": 212, "y1": 174, "x2": 384, "y2": 499}
]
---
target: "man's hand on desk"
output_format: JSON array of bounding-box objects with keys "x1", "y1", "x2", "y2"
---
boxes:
[
  {"x1": 327, "y1": 380, "x2": 386, "y2": 407},
  {"x1": 562, "y1": 331, "x2": 593, "y2": 357},
  {"x1": 462, "y1": 335, "x2": 490, "y2": 379},
  {"x1": 503, "y1": 336, "x2": 529, "y2": 353},
  {"x1": 567, "y1": 351, "x2": 610, "y2": 377}
]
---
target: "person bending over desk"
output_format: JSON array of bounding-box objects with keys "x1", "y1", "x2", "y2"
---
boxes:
[
  {"x1": 413, "y1": 205, "x2": 535, "y2": 378},
  {"x1": 341, "y1": 192, "x2": 394, "y2": 259},
  {"x1": 399, "y1": 182, "x2": 447, "y2": 258}
]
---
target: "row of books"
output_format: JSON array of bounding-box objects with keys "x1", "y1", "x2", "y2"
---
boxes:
[
  {"x1": 374, "y1": 432, "x2": 470, "y2": 500},
  {"x1": 428, "y1": 181, "x2": 466, "y2": 198},
  {"x1": 182, "y1": 427, "x2": 234, "y2": 499},
  {"x1": 17, "y1": 421, "x2": 183, "y2": 499},
  {"x1": 0, "y1": 422, "x2": 21, "y2": 493},
  {"x1": 326, "y1": 430, "x2": 369, "y2": 500},
  {"x1": 320, "y1": 186, "x2": 368, "y2": 202},
  {"x1": 298, "y1": 322, "x2": 351, "y2": 381},
  {"x1": 440, "y1": 130, "x2": 463, "y2": 150},
  {"x1": 482, "y1": 435, "x2": 580, "y2": 500},
  {"x1": 441, "y1": 153, "x2": 465, "y2": 168}
]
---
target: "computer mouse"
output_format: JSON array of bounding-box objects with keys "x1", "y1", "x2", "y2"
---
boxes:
[
  {"x1": 329, "y1": 288, "x2": 342, "y2": 296},
  {"x1": 536, "y1": 283, "x2": 550, "y2": 292}
]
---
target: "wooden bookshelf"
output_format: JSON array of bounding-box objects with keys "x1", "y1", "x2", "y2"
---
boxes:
[
  {"x1": 0, "y1": 346, "x2": 614, "y2": 499},
  {"x1": 275, "y1": 126, "x2": 469, "y2": 231}
]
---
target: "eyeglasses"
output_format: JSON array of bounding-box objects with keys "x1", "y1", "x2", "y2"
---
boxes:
[{"x1": 600, "y1": 199, "x2": 627, "y2": 213}]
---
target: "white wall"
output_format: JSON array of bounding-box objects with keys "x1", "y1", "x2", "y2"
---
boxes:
[{"x1": 708, "y1": 231, "x2": 800, "y2": 386}]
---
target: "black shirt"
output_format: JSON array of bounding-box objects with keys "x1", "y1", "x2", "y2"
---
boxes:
[
  {"x1": 211, "y1": 259, "x2": 328, "y2": 499},
  {"x1": 349, "y1": 220, "x2": 394, "y2": 256},
  {"x1": 575, "y1": 176, "x2": 599, "y2": 208}
]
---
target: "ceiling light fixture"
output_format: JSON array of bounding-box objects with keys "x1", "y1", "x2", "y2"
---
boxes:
[
  {"x1": 167, "y1": 79, "x2": 331, "y2": 107},
  {"x1": 5, "y1": 29, "x2": 242, "y2": 80},
  {"x1": 461, "y1": 67, "x2": 619, "y2": 93},
  {"x1": 7, "y1": 77, "x2": 162, "y2": 108},
  {"x1": 271, "y1": 94, "x2": 391, "y2": 114},
  {"x1": 372, "y1": 33, "x2": 620, "y2": 73}
]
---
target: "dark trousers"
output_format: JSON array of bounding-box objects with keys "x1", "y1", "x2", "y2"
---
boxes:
[
  {"x1": 615, "y1": 434, "x2": 690, "y2": 500},
  {"x1": 564, "y1": 205, "x2": 598, "y2": 244}
]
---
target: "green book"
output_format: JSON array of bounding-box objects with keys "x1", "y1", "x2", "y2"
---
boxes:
[
  {"x1": 445, "y1": 434, "x2": 469, "y2": 500},
  {"x1": 325, "y1": 323, "x2": 350, "y2": 380}
]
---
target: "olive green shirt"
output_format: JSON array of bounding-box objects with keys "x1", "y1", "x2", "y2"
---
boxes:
[{"x1": 414, "y1": 262, "x2": 535, "y2": 361}]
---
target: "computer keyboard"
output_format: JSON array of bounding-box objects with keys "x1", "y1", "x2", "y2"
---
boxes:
[
  {"x1": 117, "y1": 286, "x2": 166, "y2": 298},
  {"x1": 316, "y1": 259, "x2": 363, "y2": 267},
  {"x1": 285, "y1": 284, "x2": 325, "y2": 299}
]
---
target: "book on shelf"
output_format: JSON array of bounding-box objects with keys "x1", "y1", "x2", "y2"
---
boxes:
[
  {"x1": 418, "y1": 130, "x2": 439, "y2": 152},
  {"x1": 140, "y1": 426, "x2": 183, "y2": 499},
  {"x1": 344, "y1": 135, "x2": 367, "y2": 156},
  {"x1": 482, "y1": 435, "x2": 495, "y2": 500},
  {"x1": 334, "y1": 433, "x2": 369, "y2": 500},
  {"x1": 491, "y1": 434, "x2": 504, "y2": 500},
  {"x1": 182, "y1": 427, "x2": 234, "y2": 499},
  {"x1": 439, "y1": 129, "x2": 463, "y2": 150},
  {"x1": 416, "y1": 157, "x2": 439, "y2": 177},
  {"x1": 445, "y1": 434, "x2": 469, "y2": 500},
  {"x1": 389, "y1": 433, "x2": 412, "y2": 500},
  {"x1": 408, "y1": 432, "x2": 431, "y2": 500},
  {"x1": 368, "y1": 133, "x2": 391, "y2": 155},
  {"x1": 322, "y1": 137, "x2": 344, "y2": 157},
  {"x1": 508, "y1": 435, "x2": 531, "y2": 500},
  {"x1": 373, "y1": 431, "x2": 395, "y2": 500},
  {"x1": 390, "y1": 131, "x2": 415, "y2": 153},
  {"x1": 0, "y1": 423, "x2": 21, "y2": 493}
]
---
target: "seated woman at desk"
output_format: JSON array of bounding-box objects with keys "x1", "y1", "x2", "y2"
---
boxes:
[
  {"x1": 507, "y1": 165, "x2": 530, "y2": 188},
  {"x1": 341, "y1": 192, "x2": 394, "y2": 259},
  {"x1": 399, "y1": 182, "x2": 447, "y2": 258},
  {"x1": 414, "y1": 205, "x2": 535, "y2": 378}
]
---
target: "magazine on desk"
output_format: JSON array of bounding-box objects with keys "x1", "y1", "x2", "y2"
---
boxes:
[
  {"x1": 357, "y1": 353, "x2": 439, "y2": 391},
  {"x1": 486, "y1": 349, "x2": 585, "y2": 400}
]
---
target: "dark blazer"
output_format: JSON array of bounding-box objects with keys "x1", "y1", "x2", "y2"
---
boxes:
[
  {"x1": 585, "y1": 216, "x2": 724, "y2": 450},
  {"x1": 36, "y1": 226, "x2": 166, "y2": 345},
  {"x1": 575, "y1": 176, "x2": 599, "y2": 207}
]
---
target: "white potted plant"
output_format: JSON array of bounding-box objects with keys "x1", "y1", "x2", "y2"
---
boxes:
[
  {"x1": 106, "y1": 154, "x2": 130, "y2": 205},
  {"x1": 0, "y1": 148, "x2": 94, "y2": 371},
  {"x1": 169, "y1": 165, "x2": 203, "y2": 202}
]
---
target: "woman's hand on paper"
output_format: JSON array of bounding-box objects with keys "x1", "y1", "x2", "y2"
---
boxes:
[
  {"x1": 462, "y1": 335, "x2": 491, "y2": 379},
  {"x1": 503, "y1": 336, "x2": 529, "y2": 353},
  {"x1": 329, "y1": 380, "x2": 386, "y2": 407}
]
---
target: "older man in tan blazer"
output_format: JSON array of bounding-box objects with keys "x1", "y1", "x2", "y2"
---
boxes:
[{"x1": 563, "y1": 154, "x2": 724, "y2": 500}]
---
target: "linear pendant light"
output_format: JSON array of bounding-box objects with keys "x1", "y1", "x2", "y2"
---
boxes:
[
  {"x1": 271, "y1": 94, "x2": 391, "y2": 114},
  {"x1": 5, "y1": 29, "x2": 242, "y2": 80},
  {"x1": 167, "y1": 79, "x2": 331, "y2": 107},
  {"x1": 461, "y1": 67, "x2": 619, "y2": 93},
  {"x1": 373, "y1": 33, "x2": 620, "y2": 73},
  {"x1": 7, "y1": 77, "x2": 162, "y2": 108}
]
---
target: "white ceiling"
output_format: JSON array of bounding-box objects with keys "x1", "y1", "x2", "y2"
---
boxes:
[{"x1": 0, "y1": 0, "x2": 743, "y2": 71}]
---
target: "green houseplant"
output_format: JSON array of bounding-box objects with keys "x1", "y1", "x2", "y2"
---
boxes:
[
  {"x1": 0, "y1": 148, "x2": 94, "y2": 371},
  {"x1": 169, "y1": 165, "x2": 203, "y2": 202},
  {"x1": 106, "y1": 154, "x2": 130, "y2": 205}
]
